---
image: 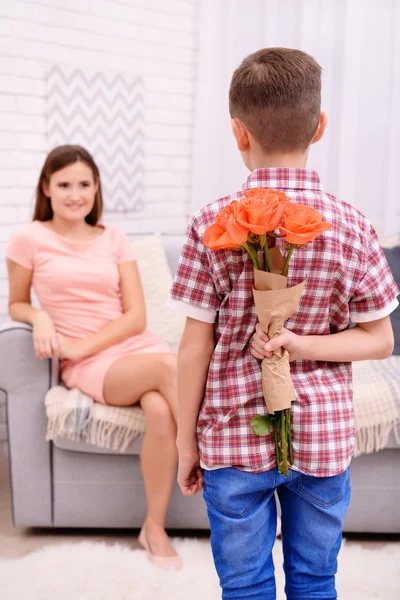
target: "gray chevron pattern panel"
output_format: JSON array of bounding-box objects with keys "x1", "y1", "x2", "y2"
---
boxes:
[{"x1": 45, "y1": 66, "x2": 145, "y2": 213}]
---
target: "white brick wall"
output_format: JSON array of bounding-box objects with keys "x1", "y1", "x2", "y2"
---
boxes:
[{"x1": 0, "y1": 0, "x2": 200, "y2": 320}]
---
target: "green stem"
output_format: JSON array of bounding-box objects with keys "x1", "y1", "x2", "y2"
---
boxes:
[
  {"x1": 282, "y1": 244, "x2": 296, "y2": 277},
  {"x1": 274, "y1": 414, "x2": 281, "y2": 473},
  {"x1": 287, "y1": 408, "x2": 293, "y2": 465},
  {"x1": 280, "y1": 410, "x2": 288, "y2": 478},
  {"x1": 264, "y1": 243, "x2": 271, "y2": 273},
  {"x1": 242, "y1": 242, "x2": 260, "y2": 270}
]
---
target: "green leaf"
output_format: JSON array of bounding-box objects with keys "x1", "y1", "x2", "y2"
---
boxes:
[{"x1": 250, "y1": 415, "x2": 271, "y2": 436}]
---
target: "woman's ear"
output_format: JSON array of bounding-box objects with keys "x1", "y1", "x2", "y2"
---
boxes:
[
  {"x1": 231, "y1": 118, "x2": 250, "y2": 151},
  {"x1": 311, "y1": 111, "x2": 328, "y2": 144},
  {"x1": 42, "y1": 180, "x2": 50, "y2": 198}
]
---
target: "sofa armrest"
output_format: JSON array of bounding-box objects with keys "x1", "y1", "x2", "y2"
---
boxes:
[{"x1": 0, "y1": 321, "x2": 56, "y2": 526}]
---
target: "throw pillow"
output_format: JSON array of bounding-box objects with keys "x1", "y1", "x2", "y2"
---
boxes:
[
  {"x1": 379, "y1": 233, "x2": 400, "y2": 249},
  {"x1": 131, "y1": 233, "x2": 185, "y2": 352}
]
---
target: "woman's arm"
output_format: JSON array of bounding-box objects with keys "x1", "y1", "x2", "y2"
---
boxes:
[
  {"x1": 58, "y1": 260, "x2": 146, "y2": 361},
  {"x1": 250, "y1": 317, "x2": 395, "y2": 362},
  {"x1": 7, "y1": 259, "x2": 59, "y2": 359},
  {"x1": 8, "y1": 259, "x2": 36, "y2": 323}
]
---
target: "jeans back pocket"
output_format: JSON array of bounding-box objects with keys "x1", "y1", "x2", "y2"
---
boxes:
[
  {"x1": 296, "y1": 468, "x2": 350, "y2": 509},
  {"x1": 204, "y1": 468, "x2": 272, "y2": 519}
]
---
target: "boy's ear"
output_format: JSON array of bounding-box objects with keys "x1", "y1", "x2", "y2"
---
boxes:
[
  {"x1": 231, "y1": 119, "x2": 250, "y2": 152},
  {"x1": 311, "y1": 111, "x2": 328, "y2": 144}
]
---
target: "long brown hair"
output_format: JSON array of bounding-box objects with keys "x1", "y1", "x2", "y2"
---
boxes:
[{"x1": 33, "y1": 145, "x2": 103, "y2": 225}]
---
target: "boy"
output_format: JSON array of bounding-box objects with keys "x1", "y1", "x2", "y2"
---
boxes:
[{"x1": 169, "y1": 48, "x2": 398, "y2": 599}]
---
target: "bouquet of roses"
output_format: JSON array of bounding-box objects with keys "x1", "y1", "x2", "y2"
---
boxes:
[{"x1": 203, "y1": 189, "x2": 332, "y2": 476}]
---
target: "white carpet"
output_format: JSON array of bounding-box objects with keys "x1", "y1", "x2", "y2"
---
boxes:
[{"x1": 0, "y1": 537, "x2": 399, "y2": 599}]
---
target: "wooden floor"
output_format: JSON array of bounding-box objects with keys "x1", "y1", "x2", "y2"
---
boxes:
[{"x1": 0, "y1": 445, "x2": 396, "y2": 560}]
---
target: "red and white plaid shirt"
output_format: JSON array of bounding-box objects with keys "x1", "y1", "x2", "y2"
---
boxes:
[{"x1": 169, "y1": 168, "x2": 399, "y2": 476}]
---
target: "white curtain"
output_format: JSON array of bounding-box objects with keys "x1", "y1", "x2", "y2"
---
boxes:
[{"x1": 191, "y1": 0, "x2": 400, "y2": 234}]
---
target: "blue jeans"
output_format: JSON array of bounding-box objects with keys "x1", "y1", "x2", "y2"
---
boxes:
[{"x1": 203, "y1": 466, "x2": 351, "y2": 600}]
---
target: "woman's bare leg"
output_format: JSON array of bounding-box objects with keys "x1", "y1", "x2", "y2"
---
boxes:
[
  {"x1": 139, "y1": 390, "x2": 178, "y2": 557},
  {"x1": 102, "y1": 353, "x2": 178, "y2": 557},
  {"x1": 103, "y1": 353, "x2": 177, "y2": 420}
]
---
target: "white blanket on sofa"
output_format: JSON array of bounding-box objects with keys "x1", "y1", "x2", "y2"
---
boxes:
[
  {"x1": 45, "y1": 357, "x2": 400, "y2": 456},
  {"x1": 45, "y1": 386, "x2": 146, "y2": 453},
  {"x1": 352, "y1": 356, "x2": 400, "y2": 456}
]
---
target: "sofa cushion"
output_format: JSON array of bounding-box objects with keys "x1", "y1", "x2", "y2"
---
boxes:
[
  {"x1": 386, "y1": 429, "x2": 400, "y2": 450},
  {"x1": 383, "y1": 246, "x2": 400, "y2": 355},
  {"x1": 132, "y1": 233, "x2": 185, "y2": 352}
]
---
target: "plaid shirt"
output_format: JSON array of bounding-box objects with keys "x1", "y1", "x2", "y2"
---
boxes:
[{"x1": 169, "y1": 168, "x2": 399, "y2": 476}]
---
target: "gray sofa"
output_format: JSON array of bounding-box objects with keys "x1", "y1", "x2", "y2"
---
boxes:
[{"x1": 1, "y1": 235, "x2": 399, "y2": 533}]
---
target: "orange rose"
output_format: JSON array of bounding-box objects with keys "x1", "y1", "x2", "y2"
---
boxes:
[
  {"x1": 203, "y1": 223, "x2": 240, "y2": 250},
  {"x1": 265, "y1": 188, "x2": 289, "y2": 203},
  {"x1": 203, "y1": 201, "x2": 249, "y2": 250},
  {"x1": 238, "y1": 188, "x2": 288, "y2": 234},
  {"x1": 279, "y1": 203, "x2": 332, "y2": 244}
]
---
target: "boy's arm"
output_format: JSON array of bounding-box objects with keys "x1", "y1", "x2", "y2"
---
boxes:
[
  {"x1": 251, "y1": 316, "x2": 394, "y2": 362},
  {"x1": 176, "y1": 317, "x2": 215, "y2": 496}
]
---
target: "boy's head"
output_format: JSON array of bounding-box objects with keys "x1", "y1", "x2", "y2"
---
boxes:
[{"x1": 229, "y1": 48, "x2": 326, "y2": 162}]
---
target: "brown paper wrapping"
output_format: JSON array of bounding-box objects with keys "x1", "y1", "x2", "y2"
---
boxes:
[{"x1": 252, "y1": 247, "x2": 306, "y2": 414}]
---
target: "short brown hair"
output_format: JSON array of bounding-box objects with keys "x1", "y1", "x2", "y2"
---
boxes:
[
  {"x1": 229, "y1": 47, "x2": 322, "y2": 152},
  {"x1": 33, "y1": 145, "x2": 103, "y2": 225}
]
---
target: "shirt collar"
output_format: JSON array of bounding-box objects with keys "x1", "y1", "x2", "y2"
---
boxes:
[{"x1": 243, "y1": 167, "x2": 323, "y2": 192}]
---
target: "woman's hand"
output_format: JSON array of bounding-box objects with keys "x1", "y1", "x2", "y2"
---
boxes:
[
  {"x1": 55, "y1": 334, "x2": 89, "y2": 362},
  {"x1": 250, "y1": 322, "x2": 303, "y2": 362},
  {"x1": 32, "y1": 311, "x2": 59, "y2": 359}
]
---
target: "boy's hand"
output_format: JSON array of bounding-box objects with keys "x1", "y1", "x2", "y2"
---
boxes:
[
  {"x1": 177, "y1": 449, "x2": 204, "y2": 496},
  {"x1": 251, "y1": 322, "x2": 303, "y2": 361}
]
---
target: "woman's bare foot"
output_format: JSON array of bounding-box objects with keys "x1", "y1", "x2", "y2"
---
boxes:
[
  {"x1": 141, "y1": 518, "x2": 178, "y2": 558},
  {"x1": 139, "y1": 518, "x2": 183, "y2": 571}
]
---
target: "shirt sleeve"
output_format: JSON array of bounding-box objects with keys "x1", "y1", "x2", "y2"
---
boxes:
[
  {"x1": 116, "y1": 229, "x2": 137, "y2": 264},
  {"x1": 349, "y1": 224, "x2": 400, "y2": 323},
  {"x1": 169, "y1": 218, "x2": 221, "y2": 323},
  {"x1": 6, "y1": 227, "x2": 34, "y2": 270}
]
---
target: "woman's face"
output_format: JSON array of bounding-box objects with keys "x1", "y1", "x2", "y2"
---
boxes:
[{"x1": 43, "y1": 161, "x2": 98, "y2": 223}]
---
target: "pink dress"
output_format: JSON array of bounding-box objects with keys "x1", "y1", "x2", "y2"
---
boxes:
[{"x1": 6, "y1": 221, "x2": 170, "y2": 403}]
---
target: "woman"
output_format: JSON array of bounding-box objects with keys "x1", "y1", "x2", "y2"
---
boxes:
[{"x1": 6, "y1": 145, "x2": 182, "y2": 570}]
